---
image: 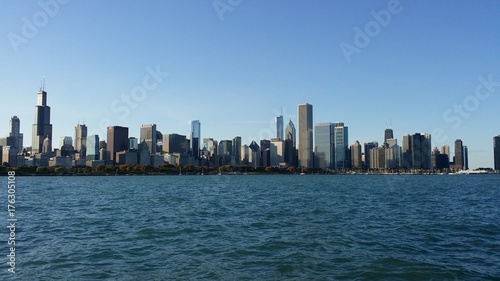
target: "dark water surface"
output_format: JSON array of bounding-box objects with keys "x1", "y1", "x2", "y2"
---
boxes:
[{"x1": 2, "y1": 174, "x2": 500, "y2": 280}]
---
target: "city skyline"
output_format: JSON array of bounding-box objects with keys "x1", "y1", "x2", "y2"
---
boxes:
[{"x1": 1, "y1": 1, "x2": 499, "y2": 168}]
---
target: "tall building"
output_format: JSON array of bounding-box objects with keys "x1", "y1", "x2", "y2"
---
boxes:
[
  {"x1": 463, "y1": 146, "x2": 469, "y2": 170},
  {"x1": 298, "y1": 103, "x2": 313, "y2": 168},
  {"x1": 275, "y1": 115, "x2": 284, "y2": 140},
  {"x1": 32, "y1": 83, "x2": 53, "y2": 154},
  {"x1": 334, "y1": 122, "x2": 349, "y2": 170},
  {"x1": 285, "y1": 119, "x2": 296, "y2": 147},
  {"x1": 60, "y1": 136, "x2": 73, "y2": 150},
  {"x1": 364, "y1": 141, "x2": 378, "y2": 169},
  {"x1": 232, "y1": 136, "x2": 241, "y2": 164},
  {"x1": 86, "y1": 135, "x2": 99, "y2": 161},
  {"x1": 270, "y1": 138, "x2": 285, "y2": 166},
  {"x1": 190, "y1": 120, "x2": 201, "y2": 159},
  {"x1": 163, "y1": 134, "x2": 188, "y2": 154},
  {"x1": 494, "y1": 136, "x2": 500, "y2": 171},
  {"x1": 140, "y1": 124, "x2": 157, "y2": 154},
  {"x1": 403, "y1": 133, "x2": 432, "y2": 170},
  {"x1": 249, "y1": 141, "x2": 260, "y2": 167},
  {"x1": 441, "y1": 144, "x2": 450, "y2": 157},
  {"x1": 129, "y1": 137, "x2": 138, "y2": 150},
  {"x1": 74, "y1": 124, "x2": 87, "y2": 158},
  {"x1": 385, "y1": 138, "x2": 401, "y2": 169},
  {"x1": 314, "y1": 123, "x2": 334, "y2": 169},
  {"x1": 218, "y1": 140, "x2": 233, "y2": 156},
  {"x1": 107, "y1": 126, "x2": 129, "y2": 162},
  {"x1": 384, "y1": 128, "x2": 394, "y2": 144},
  {"x1": 350, "y1": 140, "x2": 362, "y2": 169},
  {"x1": 454, "y1": 139, "x2": 464, "y2": 170},
  {"x1": 9, "y1": 116, "x2": 23, "y2": 151}
]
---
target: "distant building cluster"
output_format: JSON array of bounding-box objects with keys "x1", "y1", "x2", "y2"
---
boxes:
[{"x1": 1, "y1": 84, "x2": 499, "y2": 172}]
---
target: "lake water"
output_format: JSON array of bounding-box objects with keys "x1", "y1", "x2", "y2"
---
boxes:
[{"x1": 2, "y1": 174, "x2": 500, "y2": 280}]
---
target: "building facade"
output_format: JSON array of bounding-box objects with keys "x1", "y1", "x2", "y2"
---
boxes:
[
  {"x1": 298, "y1": 103, "x2": 313, "y2": 168},
  {"x1": 107, "y1": 126, "x2": 129, "y2": 162},
  {"x1": 140, "y1": 124, "x2": 157, "y2": 154},
  {"x1": 314, "y1": 123, "x2": 334, "y2": 169}
]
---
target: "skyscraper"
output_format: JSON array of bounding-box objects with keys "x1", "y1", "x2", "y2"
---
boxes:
[
  {"x1": 441, "y1": 144, "x2": 450, "y2": 157},
  {"x1": 285, "y1": 119, "x2": 296, "y2": 148},
  {"x1": 403, "y1": 133, "x2": 432, "y2": 170},
  {"x1": 494, "y1": 136, "x2": 500, "y2": 171},
  {"x1": 9, "y1": 116, "x2": 23, "y2": 151},
  {"x1": 334, "y1": 122, "x2": 349, "y2": 170},
  {"x1": 140, "y1": 124, "x2": 157, "y2": 154},
  {"x1": 463, "y1": 145, "x2": 469, "y2": 170},
  {"x1": 86, "y1": 135, "x2": 99, "y2": 161},
  {"x1": 107, "y1": 126, "x2": 129, "y2": 162},
  {"x1": 314, "y1": 123, "x2": 334, "y2": 169},
  {"x1": 454, "y1": 139, "x2": 464, "y2": 170},
  {"x1": 364, "y1": 141, "x2": 378, "y2": 169},
  {"x1": 298, "y1": 103, "x2": 313, "y2": 168},
  {"x1": 350, "y1": 140, "x2": 362, "y2": 169},
  {"x1": 190, "y1": 120, "x2": 201, "y2": 159},
  {"x1": 74, "y1": 124, "x2": 87, "y2": 158},
  {"x1": 384, "y1": 128, "x2": 394, "y2": 144},
  {"x1": 32, "y1": 83, "x2": 53, "y2": 154},
  {"x1": 232, "y1": 136, "x2": 241, "y2": 164},
  {"x1": 162, "y1": 134, "x2": 188, "y2": 154},
  {"x1": 275, "y1": 115, "x2": 284, "y2": 140}
]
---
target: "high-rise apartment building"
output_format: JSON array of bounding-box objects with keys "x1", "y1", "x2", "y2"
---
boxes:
[
  {"x1": 350, "y1": 140, "x2": 362, "y2": 169},
  {"x1": 402, "y1": 133, "x2": 432, "y2": 170},
  {"x1": 32, "y1": 83, "x2": 53, "y2": 154},
  {"x1": 298, "y1": 103, "x2": 313, "y2": 168},
  {"x1": 454, "y1": 139, "x2": 464, "y2": 170}
]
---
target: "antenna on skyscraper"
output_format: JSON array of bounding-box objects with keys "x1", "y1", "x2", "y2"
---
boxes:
[
  {"x1": 41, "y1": 76, "x2": 45, "y2": 91},
  {"x1": 389, "y1": 118, "x2": 392, "y2": 129}
]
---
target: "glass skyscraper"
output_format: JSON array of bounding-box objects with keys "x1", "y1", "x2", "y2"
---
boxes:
[
  {"x1": 275, "y1": 115, "x2": 284, "y2": 140},
  {"x1": 334, "y1": 122, "x2": 348, "y2": 170},
  {"x1": 314, "y1": 123, "x2": 334, "y2": 169},
  {"x1": 191, "y1": 120, "x2": 201, "y2": 159}
]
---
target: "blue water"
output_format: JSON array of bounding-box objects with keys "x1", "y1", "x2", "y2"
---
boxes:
[{"x1": 2, "y1": 174, "x2": 500, "y2": 280}]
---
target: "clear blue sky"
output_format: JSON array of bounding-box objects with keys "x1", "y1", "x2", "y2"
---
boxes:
[{"x1": 1, "y1": 0, "x2": 499, "y2": 168}]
